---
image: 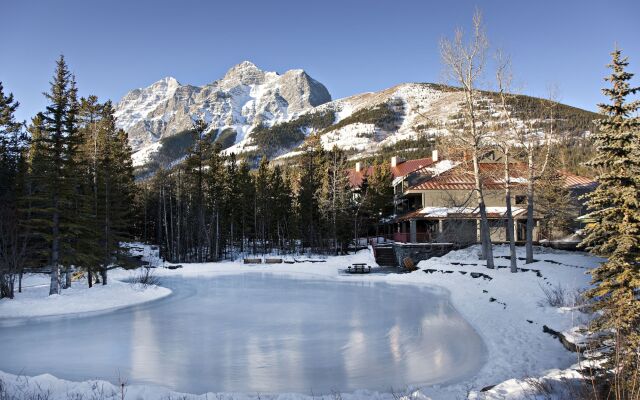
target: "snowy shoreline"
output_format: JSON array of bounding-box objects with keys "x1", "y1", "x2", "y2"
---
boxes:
[
  {"x1": 0, "y1": 274, "x2": 172, "y2": 321},
  {"x1": 0, "y1": 245, "x2": 603, "y2": 399}
]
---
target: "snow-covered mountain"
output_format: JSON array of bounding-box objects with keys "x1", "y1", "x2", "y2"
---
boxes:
[
  {"x1": 281, "y1": 83, "x2": 465, "y2": 157},
  {"x1": 116, "y1": 62, "x2": 597, "y2": 170},
  {"x1": 267, "y1": 82, "x2": 597, "y2": 160},
  {"x1": 115, "y1": 61, "x2": 331, "y2": 166}
]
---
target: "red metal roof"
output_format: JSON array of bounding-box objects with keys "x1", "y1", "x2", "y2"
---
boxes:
[
  {"x1": 348, "y1": 156, "x2": 435, "y2": 187},
  {"x1": 407, "y1": 162, "x2": 595, "y2": 191},
  {"x1": 560, "y1": 171, "x2": 598, "y2": 189}
]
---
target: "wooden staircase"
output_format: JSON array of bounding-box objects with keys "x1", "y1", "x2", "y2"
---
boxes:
[{"x1": 374, "y1": 245, "x2": 397, "y2": 267}]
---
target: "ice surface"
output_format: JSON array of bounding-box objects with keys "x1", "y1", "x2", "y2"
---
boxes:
[{"x1": 0, "y1": 273, "x2": 486, "y2": 395}]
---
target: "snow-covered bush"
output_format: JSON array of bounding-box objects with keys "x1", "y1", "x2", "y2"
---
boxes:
[{"x1": 130, "y1": 267, "x2": 159, "y2": 288}]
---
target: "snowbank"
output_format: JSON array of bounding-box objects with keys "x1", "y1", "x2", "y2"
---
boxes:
[
  {"x1": 0, "y1": 274, "x2": 171, "y2": 321},
  {"x1": 0, "y1": 244, "x2": 604, "y2": 399}
]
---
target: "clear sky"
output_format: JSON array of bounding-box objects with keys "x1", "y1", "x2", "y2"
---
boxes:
[{"x1": 1, "y1": 0, "x2": 639, "y2": 123}]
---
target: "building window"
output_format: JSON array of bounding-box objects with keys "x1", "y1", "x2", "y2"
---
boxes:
[{"x1": 515, "y1": 195, "x2": 527, "y2": 205}]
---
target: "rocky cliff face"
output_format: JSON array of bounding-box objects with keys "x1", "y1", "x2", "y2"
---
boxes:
[
  {"x1": 117, "y1": 62, "x2": 597, "y2": 172},
  {"x1": 115, "y1": 61, "x2": 331, "y2": 165}
]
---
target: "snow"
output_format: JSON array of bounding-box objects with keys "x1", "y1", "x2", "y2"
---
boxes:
[
  {"x1": 0, "y1": 276, "x2": 171, "y2": 321},
  {"x1": 320, "y1": 122, "x2": 378, "y2": 151},
  {"x1": 424, "y1": 160, "x2": 459, "y2": 176},
  {"x1": 115, "y1": 77, "x2": 180, "y2": 131},
  {"x1": 0, "y1": 244, "x2": 604, "y2": 399},
  {"x1": 131, "y1": 141, "x2": 162, "y2": 167},
  {"x1": 484, "y1": 206, "x2": 527, "y2": 216},
  {"x1": 417, "y1": 206, "x2": 527, "y2": 218}
]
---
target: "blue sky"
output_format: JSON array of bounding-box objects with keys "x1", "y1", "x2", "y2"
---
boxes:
[{"x1": 1, "y1": 0, "x2": 639, "y2": 122}]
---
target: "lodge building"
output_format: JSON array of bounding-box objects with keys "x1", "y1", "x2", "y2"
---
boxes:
[{"x1": 348, "y1": 150, "x2": 596, "y2": 246}]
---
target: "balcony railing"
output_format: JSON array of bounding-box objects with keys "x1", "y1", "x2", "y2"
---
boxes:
[{"x1": 366, "y1": 232, "x2": 434, "y2": 244}]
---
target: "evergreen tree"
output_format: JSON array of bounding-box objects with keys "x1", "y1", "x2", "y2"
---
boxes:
[
  {"x1": 236, "y1": 160, "x2": 255, "y2": 254},
  {"x1": 363, "y1": 161, "x2": 394, "y2": 221},
  {"x1": 93, "y1": 102, "x2": 135, "y2": 284},
  {"x1": 0, "y1": 82, "x2": 25, "y2": 196},
  {"x1": 536, "y1": 166, "x2": 578, "y2": 240},
  {"x1": 296, "y1": 134, "x2": 325, "y2": 250},
  {"x1": 76, "y1": 96, "x2": 104, "y2": 286},
  {"x1": 0, "y1": 82, "x2": 28, "y2": 298},
  {"x1": 270, "y1": 165, "x2": 293, "y2": 253},
  {"x1": 182, "y1": 119, "x2": 211, "y2": 261},
  {"x1": 581, "y1": 48, "x2": 640, "y2": 387},
  {"x1": 31, "y1": 56, "x2": 82, "y2": 295},
  {"x1": 222, "y1": 153, "x2": 239, "y2": 256},
  {"x1": 254, "y1": 156, "x2": 271, "y2": 253},
  {"x1": 205, "y1": 142, "x2": 226, "y2": 260}
]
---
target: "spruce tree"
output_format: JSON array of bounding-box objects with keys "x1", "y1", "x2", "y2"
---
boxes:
[
  {"x1": 296, "y1": 134, "x2": 325, "y2": 251},
  {"x1": 581, "y1": 48, "x2": 640, "y2": 386},
  {"x1": 254, "y1": 156, "x2": 271, "y2": 253},
  {"x1": 536, "y1": 166, "x2": 578, "y2": 240},
  {"x1": 76, "y1": 97, "x2": 105, "y2": 286},
  {"x1": 205, "y1": 142, "x2": 226, "y2": 260},
  {"x1": 363, "y1": 161, "x2": 394, "y2": 221},
  {"x1": 92, "y1": 102, "x2": 135, "y2": 284},
  {"x1": 182, "y1": 120, "x2": 211, "y2": 261},
  {"x1": 236, "y1": 160, "x2": 255, "y2": 254},
  {"x1": 270, "y1": 165, "x2": 293, "y2": 253},
  {"x1": 32, "y1": 56, "x2": 82, "y2": 295},
  {"x1": 0, "y1": 82, "x2": 28, "y2": 298},
  {"x1": 0, "y1": 82, "x2": 25, "y2": 195}
]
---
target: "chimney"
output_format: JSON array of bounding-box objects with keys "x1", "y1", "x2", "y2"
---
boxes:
[
  {"x1": 391, "y1": 156, "x2": 404, "y2": 167},
  {"x1": 355, "y1": 162, "x2": 362, "y2": 172},
  {"x1": 432, "y1": 149, "x2": 439, "y2": 162}
]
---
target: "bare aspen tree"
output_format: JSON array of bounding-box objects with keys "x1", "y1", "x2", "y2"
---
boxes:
[
  {"x1": 440, "y1": 9, "x2": 495, "y2": 268},
  {"x1": 494, "y1": 52, "x2": 518, "y2": 272},
  {"x1": 519, "y1": 89, "x2": 556, "y2": 264}
]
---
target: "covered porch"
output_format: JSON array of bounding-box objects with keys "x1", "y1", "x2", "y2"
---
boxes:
[{"x1": 388, "y1": 207, "x2": 537, "y2": 245}]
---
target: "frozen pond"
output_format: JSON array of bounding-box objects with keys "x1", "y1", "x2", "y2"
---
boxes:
[{"x1": 0, "y1": 273, "x2": 486, "y2": 394}]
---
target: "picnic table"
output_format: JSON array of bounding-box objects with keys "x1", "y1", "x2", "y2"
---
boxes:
[{"x1": 347, "y1": 263, "x2": 371, "y2": 274}]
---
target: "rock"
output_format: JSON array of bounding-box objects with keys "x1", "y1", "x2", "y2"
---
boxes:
[
  {"x1": 115, "y1": 61, "x2": 332, "y2": 166},
  {"x1": 542, "y1": 325, "x2": 584, "y2": 353}
]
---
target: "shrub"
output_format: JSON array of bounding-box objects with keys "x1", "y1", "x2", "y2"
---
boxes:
[{"x1": 130, "y1": 267, "x2": 159, "y2": 288}]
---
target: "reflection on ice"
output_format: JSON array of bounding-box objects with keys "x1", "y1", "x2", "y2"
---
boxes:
[{"x1": 0, "y1": 274, "x2": 486, "y2": 394}]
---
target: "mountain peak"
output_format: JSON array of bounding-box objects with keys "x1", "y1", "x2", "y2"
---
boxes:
[
  {"x1": 149, "y1": 76, "x2": 180, "y2": 92},
  {"x1": 115, "y1": 62, "x2": 332, "y2": 167},
  {"x1": 222, "y1": 61, "x2": 265, "y2": 85},
  {"x1": 155, "y1": 76, "x2": 180, "y2": 85}
]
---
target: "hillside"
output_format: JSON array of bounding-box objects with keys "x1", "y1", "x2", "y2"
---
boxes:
[
  {"x1": 115, "y1": 61, "x2": 332, "y2": 169},
  {"x1": 116, "y1": 63, "x2": 599, "y2": 175}
]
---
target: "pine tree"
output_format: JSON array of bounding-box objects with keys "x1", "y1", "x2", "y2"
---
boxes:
[
  {"x1": 296, "y1": 134, "x2": 325, "y2": 251},
  {"x1": 270, "y1": 165, "x2": 293, "y2": 252},
  {"x1": 0, "y1": 82, "x2": 25, "y2": 196},
  {"x1": 182, "y1": 120, "x2": 211, "y2": 261},
  {"x1": 205, "y1": 142, "x2": 226, "y2": 261},
  {"x1": 236, "y1": 160, "x2": 255, "y2": 254},
  {"x1": 31, "y1": 56, "x2": 82, "y2": 295},
  {"x1": 92, "y1": 102, "x2": 135, "y2": 284},
  {"x1": 222, "y1": 153, "x2": 239, "y2": 256},
  {"x1": 536, "y1": 166, "x2": 578, "y2": 240},
  {"x1": 363, "y1": 161, "x2": 394, "y2": 220},
  {"x1": 76, "y1": 96, "x2": 105, "y2": 286},
  {"x1": 581, "y1": 48, "x2": 640, "y2": 387},
  {"x1": 254, "y1": 156, "x2": 271, "y2": 254},
  {"x1": 0, "y1": 82, "x2": 28, "y2": 298}
]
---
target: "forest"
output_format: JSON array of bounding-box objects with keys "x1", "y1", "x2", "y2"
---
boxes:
[{"x1": 0, "y1": 56, "x2": 397, "y2": 299}]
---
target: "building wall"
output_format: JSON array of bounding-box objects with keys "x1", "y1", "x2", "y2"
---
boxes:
[
  {"x1": 411, "y1": 188, "x2": 527, "y2": 209},
  {"x1": 438, "y1": 219, "x2": 477, "y2": 244}
]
